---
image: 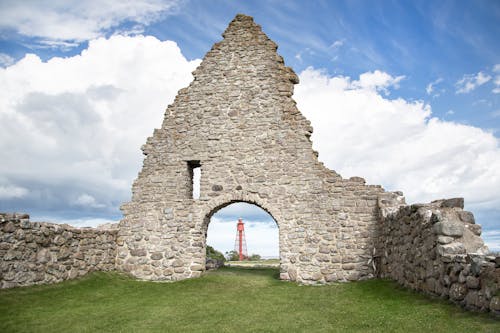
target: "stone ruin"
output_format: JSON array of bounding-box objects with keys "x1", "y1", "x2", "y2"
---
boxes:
[{"x1": 1, "y1": 14, "x2": 499, "y2": 313}]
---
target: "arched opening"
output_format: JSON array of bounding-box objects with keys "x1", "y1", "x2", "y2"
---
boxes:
[{"x1": 204, "y1": 201, "x2": 279, "y2": 271}]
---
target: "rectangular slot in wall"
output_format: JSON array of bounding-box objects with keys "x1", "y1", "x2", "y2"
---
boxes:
[{"x1": 187, "y1": 160, "x2": 201, "y2": 199}]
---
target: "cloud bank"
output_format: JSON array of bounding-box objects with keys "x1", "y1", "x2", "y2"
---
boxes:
[
  {"x1": 0, "y1": 0, "x2": 180, "y2": 43},
  {"x1": 0, "y1": 35, "x2": 200, "y2": 218},
  {"x1": 295, "y1": 68, "x2": 500, "y2": 215}
]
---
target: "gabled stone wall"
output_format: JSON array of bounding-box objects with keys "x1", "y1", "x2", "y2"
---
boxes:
[
  {"x1": 0, "y1": 213, "x2": 117, "y2": 288},
  {"x1": 377, "y1": 193, "x2": 500, "y2": 314},
  {"x1": 116, "y1": 14, "x2": 386, "y2": 284}
]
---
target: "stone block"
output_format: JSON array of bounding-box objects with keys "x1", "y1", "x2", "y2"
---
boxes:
[
  {"x1": 190, "y1": 264, "x2": 203, "y2": 271},
  {"x1": 490, "y1": 296, "x2": 500, "y2": 312},
  {"x1": 458, "y1": 211, "x2": 475, "y2": 224},
  {"x1": 440, "y1": 198, "x2": 464, "y2": 209},
  {"x1": 3, "y1": 222, "x2": 16, "y2": 233},
  {"x1": 130, "y1": 249, "x2": 147, "y2": 257},
  {"x1": 465, "y1": 276, "x2": 480, "y2": 289},
  {"x1": 36, "y1": 248, "x2": 52, "y2": 264},
  {"x1": 466, "y1": 224, "x2": 481, "y2": 236},
  {"x1": 4, "y1": 250, "x2": 22, "y2": 260},
  {"x1": 464, "y1": 290, "x2": 479, "y2": 308},
  {"x1": 318, "y1": 246, "x2": 330, "y2": 254},
  {"x1": 437, "y1": 236, "x2": 454, "y2": 244},
  {"x1": 433, "y1": 221, "x2": 464, "y2": 237},
  {"x1": 324, "y1": 274, "x2": 337, "y2": 282},
  {"x1": 449, "y1": 283, "x2": 467, "y2": 301},
  {"x1": 212, "y1": 185, "x2": 223, "y2": 191},
  {"x1": 174, "y1": 267, "x2": 185, "y2": 273},
  {"x1": 172, "y1": 259, "x2": 184, "y2": 267},
  {"x1": 342, "y1": 263, "x2": 355, "y2": 270},
  {"x1": 437, "y1": 243, "x2": 466, "y2": 256},
  {"x1": 150, "y1": 252, "x2": 163, "y2": 260}
]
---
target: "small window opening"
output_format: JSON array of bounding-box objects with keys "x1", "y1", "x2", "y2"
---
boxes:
[{"x1": 188, "y1": 160, "x2": 201, "y2": 199}]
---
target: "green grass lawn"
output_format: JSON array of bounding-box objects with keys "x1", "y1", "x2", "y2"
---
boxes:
[{"x1": 0, "y1": 267, "x2": 498, "y2": 333}]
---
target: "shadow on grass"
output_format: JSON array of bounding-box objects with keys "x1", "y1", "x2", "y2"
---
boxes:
[{"x1": 210, "y1": 266, "x2": 280, "y2": 279}]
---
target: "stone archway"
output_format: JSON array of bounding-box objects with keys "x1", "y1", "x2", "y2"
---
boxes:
[
  {"x1": 116, "y1": 14, "x2": 385, "y2": 284},
  {"x1": 203, "y1": 199, "x2": 280, "y2": 268}
]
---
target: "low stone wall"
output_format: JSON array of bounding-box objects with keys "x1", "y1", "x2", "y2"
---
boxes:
[
  {"x1": 0, "y1": 213, "x2": 118, "y2": 288},
  {"x1": 377, "y1": 193, "x2": 500, "y2": 314}
]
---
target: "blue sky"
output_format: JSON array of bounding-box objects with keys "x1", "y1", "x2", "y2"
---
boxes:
[{"x1": 0, "y1": 0, "x2": 499, "y2": 252}]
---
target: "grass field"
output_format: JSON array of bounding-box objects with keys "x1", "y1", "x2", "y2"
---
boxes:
[{"x1": 0, "y1": 267, "x2": 498, "y2": 332}]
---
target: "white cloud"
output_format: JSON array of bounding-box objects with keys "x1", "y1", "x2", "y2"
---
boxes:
[
  {"x1": 73, "y1": 193, "x2": 105, "y2": 208},
  {"x1": 295, "y1": 68, "x2": 500, "y2": 213},
  {"x1": 330, "y1": 39, "x2": 344, "y2": 49},
  {"x1": 0, "y1": 0, "x2": 180, "y2": 42},
  {"x1": 207, "y1": 216, "x2": 279, "y2": 257},
  {"x1": 0, "y1": 35, "x2": 200, "y2": 215},
  {"x1": 0, "y1": 53, "x2": 15, "y2": 67},
  {"x1": 351, "y1": 69, "x2": 405, "y2": 95},
  {"x1": 456, "y1": 71, "x2": 492, "y2": 94},
  {"x1": 426, "y1": 77, "x2": 443, "y2": 95},
  {"x1": 34, "y1": 40, "x2": 81, "y2": 51},
  {"x1": 0, "y1": 185, "x2": 29, "y2": 199}
]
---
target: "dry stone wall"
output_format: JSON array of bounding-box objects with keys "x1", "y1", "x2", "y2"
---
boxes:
[
  {"x1": 377, "y1": 192, "x2": 500, "y2": 314},
  {"x1": 0, "y1": 213, "x2": 117, "y2": 288},
  {"x1": 117, "y1": 14, "x2": 386, "y2": 284}
]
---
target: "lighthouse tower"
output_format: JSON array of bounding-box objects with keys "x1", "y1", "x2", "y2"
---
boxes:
[{"x1": 234, "y1": 218, "x2": 248, "y2": 261}]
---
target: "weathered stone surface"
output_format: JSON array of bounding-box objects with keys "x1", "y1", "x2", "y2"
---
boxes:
[
  {"x1": 116, "y1": 13, "x2": 385, "y2": 284},
  {"x1": 3, "y1": 222, "x2": 16, "y2": 233},
  {"x1": 378, "y1": 199, "x2": 497, "y2": 314},
  {"x1": 437, "y1": 243, "x2": 466, "y2": 256},
  {"x1": 130, "y1": 249, "x2": 147, "y2": 257},
  {"x1": 433, "y1": 221, "x2": 464, "y2": 237},
  {"x1": 0, "y1": 213, "x2": 117, "y2": 288},
  {"x1": 150, "y1": 253, "x2": 163, "y2": 260},
  {"x1": 466, "y1": 224, "x2": 482, "y2": 236},
  {"x1": 458, "y1": 211, "x2": 475, "y2": 224},
  {"x1": 490, "y1": 296, "x2": 500, "y2": 312},
  {"x1": 211, "y1": 185, "x2": 223, "y2": 192},
  {"x1": 449, "y1": 283, "x2": 467, "y2": 301},
  {"x1": 466, "y1": 276, "x2": 480, "y2": 289},
  {"x1": 440, "y1": 198, "x2": 464, "y2": 209},
  {"x1": 437, "y1": 236, "x2": 454, "y2": 244}
]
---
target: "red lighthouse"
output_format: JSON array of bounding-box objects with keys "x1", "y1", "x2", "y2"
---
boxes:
[{"x1": 234, "y1": 218, "x2": 248, "y2": 261}]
